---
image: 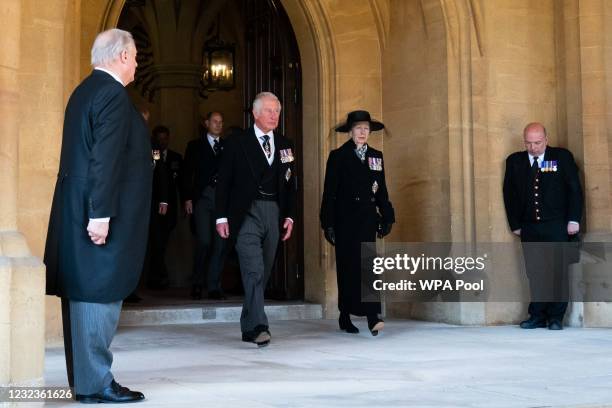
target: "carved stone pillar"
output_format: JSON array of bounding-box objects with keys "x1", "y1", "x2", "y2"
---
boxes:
[{"x1": 0, "y1": 0, "x2": 59, "y2": 388}]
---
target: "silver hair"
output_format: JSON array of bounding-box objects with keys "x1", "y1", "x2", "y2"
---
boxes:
[
  {"x1": 90, "y1": 29, "x2": 135, "y2": 67},
  {"x1": 252, "y1": 92, "x2": 281, "y2": 113}
]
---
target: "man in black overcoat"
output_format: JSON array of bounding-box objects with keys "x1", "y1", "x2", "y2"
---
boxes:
[
  {"x1": 215, "y1": 92, "x2": 297, "y2": 347},
  {"x1": 182, "y1": 112, "x2": 229, "y2": 299},
  {"x1": 503, "y1": 122, "x2": 583, "y2": 330},
  {"x1": 147, "y1": 125, "x2": 182, "y2": 289},
  {"x1": 44, "y1": 29, "x2": 150, "y2": 403}
]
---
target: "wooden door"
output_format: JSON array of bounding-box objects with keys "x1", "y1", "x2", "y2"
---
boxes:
[{"x1": 243, "y1": 0, "x2": 303, "y2": 300}]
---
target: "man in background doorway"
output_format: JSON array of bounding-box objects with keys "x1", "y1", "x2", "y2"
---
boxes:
[
  {"x1": 183, "y1": 112, "x2": 229, "y2": 300},
  {"x1": 147, "y1": 125, "x2": 182, "y2": 290}
]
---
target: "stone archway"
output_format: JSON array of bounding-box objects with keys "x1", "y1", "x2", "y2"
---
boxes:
[
  {"x1": 87, "y1": 0, "x2": 386, "y2": 317},
  {"x1": 81, "y1": 0, "x2": 483, "y2": 322}
]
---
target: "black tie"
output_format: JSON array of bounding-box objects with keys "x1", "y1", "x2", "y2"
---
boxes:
[
  {"x1": 213, "y1": 138, "x2": 220, "y2": 155},
  {"x1": 532, "y1": 156, "x2": 539, "y2": 172},
  {"x1": 261, "y1": 135, "x2": 271, "y2": 158}
]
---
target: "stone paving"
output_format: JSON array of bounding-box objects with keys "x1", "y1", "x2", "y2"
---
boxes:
[{"x1": 44, "y1": 319, "x2": 612, "y2": 407}]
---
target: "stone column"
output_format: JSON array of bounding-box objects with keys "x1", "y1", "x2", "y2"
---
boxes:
[
  {"x1": 0, "y1": 0, "x2": 52, "y2": 389},
  {"x1": 0, "y1": 0, "x2": 23, "y2": 387},
  {"x1": 0, "y1": 0, "x2": 20, "y2": 231},
  {"x1": 577, "y1": 0, "x2": 612, "y2": 232}
]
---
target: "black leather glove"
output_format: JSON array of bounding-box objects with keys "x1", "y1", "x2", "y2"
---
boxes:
[
  {"x1": 377, "y1": 223, "x2": 392, "y2": 238},
  {"x1": 324, "y1": 227, "x2": 336, "y2": 246}
]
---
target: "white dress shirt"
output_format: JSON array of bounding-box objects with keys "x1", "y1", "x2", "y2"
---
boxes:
[
  {"x1": 528, "y1": 149, "x2": 545, "y2": 167},
  {"x1": 207, "y1": 134, "x2": 220, "y2": 151}
]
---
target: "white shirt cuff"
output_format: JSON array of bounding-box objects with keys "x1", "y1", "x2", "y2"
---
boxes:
[
  {"x1": 569, "y1": 221, "x2": 579, "y2": 225},
  {"x1": 216, "y1": 218, "x2": 228, "y2": 224},
  {"x1": 285, "y1": 218, "x2": 294, "y2": 223},
  {"x1": 90, "y1": 217, "x2": 110, "y2": 222}
]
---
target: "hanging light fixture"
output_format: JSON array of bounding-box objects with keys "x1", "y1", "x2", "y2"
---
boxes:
[{"x1": 202, "y1": 14, "x2": 236, "y2": 92}]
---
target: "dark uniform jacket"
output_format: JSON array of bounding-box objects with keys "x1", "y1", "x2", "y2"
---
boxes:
[
  {"x1": 320, "y1": 140, "x2": 395, "y2": 231},
  {"x1": 44, "y1": 70, "x2": 152, "y2": 303},
  {"x1": 215, "y1": 126, "x2": 297, "y2": 238},
  {"x1": 503, "y1": 146, "x2": 582, "y2": 232},
  {"x1": 182, "y1": 136, "x2": 224, "y2": 202}
]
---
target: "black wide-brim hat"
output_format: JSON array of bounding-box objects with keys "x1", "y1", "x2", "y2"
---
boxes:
[{"x1": 335, "y1": 110, "x2": 385, "y2": 132}]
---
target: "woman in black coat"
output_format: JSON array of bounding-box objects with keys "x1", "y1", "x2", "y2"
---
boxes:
[{"x1": 320, "y1": 110, "x2": 395, "y2": 336}]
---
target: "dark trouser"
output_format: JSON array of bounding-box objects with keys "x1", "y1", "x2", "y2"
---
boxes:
[
  {"x1": 192, "y1": 186, "x2": 228, "y2": 291},
  {"x1": 521, "y1": 220, "x2": 571, "y2": 322},
  {"x1": 61, "y1": 298, "x2": 122, "y2": 395},
  {"x1": 146, "y1": 209, "x2": 175, "y2": 286},
  {"x1": 235, "y1": 200, "x2": 280, "y2": 333},
  {"x1": 334, "y1": 211, "x2": 381, "y2": 319}
]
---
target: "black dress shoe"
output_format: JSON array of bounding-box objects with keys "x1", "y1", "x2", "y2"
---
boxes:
[
  {"x1": 208, "y1": 289, "x2": 227, "y2": 300},
  {"x1": 190, "y1": 285, "x2": 202, "y2": 300},
  {"x1": 339, "y1": 313, "x2": 359, "y2": 334},
  {"x1": 548, "y1": 320, "x2": 563, "y2": 330},
  {"x1": 367, "y1": 317, "x2": 385, "y2": 336},
  {"x1": 519, "y1": 317, "x2": 547, "y2": 329},
  {"x1": 76, "y1": 380, "x2": 145, "y2": 404},
  {"x1": 242, "y1": 325, "x2": 271, "y2": 347}
]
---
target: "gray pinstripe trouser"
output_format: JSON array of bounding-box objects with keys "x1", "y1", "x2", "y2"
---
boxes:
[
  {"x1": 235, "y1": 200, "x2": 280, "y2": 333},
  {"x1": 69, "y1": 300, "x2": 122, "y2": 394}
]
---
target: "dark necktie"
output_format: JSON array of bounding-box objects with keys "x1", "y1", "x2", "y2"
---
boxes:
[
  {"x1": 532, "y1": 156, "x2": 539, "y2": 173},
  {"x1": 213, "y1": 138, "x2": 220, "y2": 155},
  {"x1": 261, "y1": 135, "x2": 271, "y2": 158}
]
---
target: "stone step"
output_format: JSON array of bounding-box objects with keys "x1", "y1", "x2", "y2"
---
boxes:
[{"x1": 119, "y1": 302, "x2": 323, "y2": 326}]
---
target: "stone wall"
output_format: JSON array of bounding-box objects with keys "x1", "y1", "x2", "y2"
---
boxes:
[
  {"x1": 3, "y1": 1, "x2": 612, "y2": 361},
  {"x1": 380, "y1": 0, "x2": 450, "y2": 318}
]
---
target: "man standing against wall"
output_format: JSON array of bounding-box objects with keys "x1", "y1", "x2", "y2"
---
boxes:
[
  {"x1": 215, "y1": 92, "x2": 297, "y2": 347},
  {"x1": 503, "y1": 122, "x2": 583, "y2": 330},
  {"x1": 44, "y1": 29, "x2": 150, "y2": 403}
]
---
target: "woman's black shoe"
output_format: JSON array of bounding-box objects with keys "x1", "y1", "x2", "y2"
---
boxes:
[
  {"x1": 367, "y1": 317, "x2": 384, "y2": 336},
  {"x1": 339, "y1": 313, "x2": 359, "y2": 334}
]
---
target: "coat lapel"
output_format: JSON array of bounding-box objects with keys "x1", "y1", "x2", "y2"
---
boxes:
[
  {"x1": 240, "y1": 126, "x2": 269, "y2": 180},
  {"x1": 273, "y1": 133, "x2": 286, "y2": 164},
  {"x1": 199, "y1": 136, "x2": 212, "y2": 161}
]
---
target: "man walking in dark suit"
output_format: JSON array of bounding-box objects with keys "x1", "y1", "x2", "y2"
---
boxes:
[
  {"x1": 44, "y1": 29, "x2": 149, "y2": 403},
  {"x1": 147, "y1": 125, "x2": 182, "y2": 289},
  {"x1": 215, "y1": 92, "x2": 297, "y2": 347},
  {"x1": 183, "y1": 112, "x2": 228, "y2": 300},
  {"x1": 503, "y1": 122, "x2": 583, "y2": 330}
]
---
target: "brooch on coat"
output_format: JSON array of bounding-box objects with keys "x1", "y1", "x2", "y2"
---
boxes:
[
  {"x1": 368, "y1": 157, "x2": 383, "y2": 171},
  {"x1": 285, "y1": 168, "x2": 292, "y2": 182},
  {"x1": 540, "y1": 160, "x2": 558, "y2": 172},
  {"x1": 280, "y1": 148, "x2": 295, "y2": 163},
  {"x1": 372, "y1": 181, "x2": 379, "y2": 194}
]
